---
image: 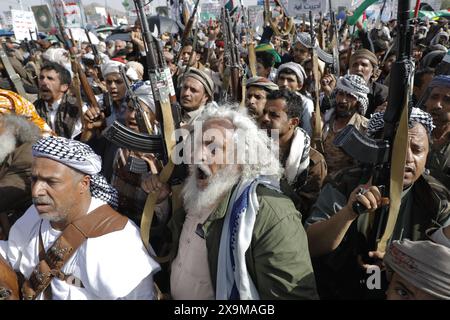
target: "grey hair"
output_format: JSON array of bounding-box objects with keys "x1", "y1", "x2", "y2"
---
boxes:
[
  {"x1": 0, "y1": 114, "x2": 41, "y2": 144},
  {"x1": 196, "y1": 104, "x2": 283, "y2": 180}
]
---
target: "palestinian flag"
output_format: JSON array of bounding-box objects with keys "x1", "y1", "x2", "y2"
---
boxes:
[{"x1": 224, "y1": 0, "x2": 238, "y2": 15}]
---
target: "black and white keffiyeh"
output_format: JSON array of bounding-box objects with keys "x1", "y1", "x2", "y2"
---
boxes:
[
  {"x1": 367, "y1": 107, "x2": 435, "y2": 137},
  {"x1": 335, "y1": 74, "x2": 370, "y2": 115},
  {"x1": 32, "y1": 136, "x2": 118, "y2": 209}
]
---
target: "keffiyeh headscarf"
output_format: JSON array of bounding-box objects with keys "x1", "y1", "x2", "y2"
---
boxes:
[
  {"x1": 384, "y1": 239, "x2": 450, "y2": 300},
  {"x1": 335, "y1": 74, "x2": 370, "y2": 115},
  {"x1": 367, "y1": 107, "x2": 435, "y2": 136},
  {"x1": 32, "y1": 136, "x2": 118, "y2": 209},
  {"x1": 429, "y1": 75, "x2": 450, "y2": 88}
]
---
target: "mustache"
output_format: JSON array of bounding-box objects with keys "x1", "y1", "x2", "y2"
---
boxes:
[
  {"x1": 195, "y1": 163, "x2": 212, "y2": 177},
  {"x1": 32, "y1": 196, "x2": 53, "y2": 206}
]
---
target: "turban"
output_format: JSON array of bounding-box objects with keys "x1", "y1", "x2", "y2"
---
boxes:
[
  {"x1": 131, "y1": 81, "x2": 155, "y2": 113},
  {"x1": 276, "y1": 62, "x2": 307, "y2": 85},
  {"x1": 430, "y1": 31, "x2": 449, "y2": 46},
  {"x1": 350, "y1": 48, "x2": 379, "y2": 67},
  {"x1": 384, "y1": 239, "x2": 450, "y2": 300},
  {"x1": 246, "y1": 76, "x2": 279, "y2": 92},
  {"x1": 255, "y1": 43, "x2": 281, "y2": 64},
  {"x1": 184, "y1": 68, "x2": 214, "y2": 99},
  {"x1": 32, "y1": 136, "x2": 118, "y2": 209},
  {"x1": 101, "y1": 60, "x2": 125, "y2": 77},
  {"x1": 335, "y1": 74, "x2": 370, "y2": 115},
  {"x1": 429, "y1": 75, "x2": 450, "y2": 88},
  {"x1": 0, "y1": 88, "x2": 52, "y2": 135},
  {"x1": 367, "y1": 107, "x2": 435, "y2": 136},
  {"x1": 126, "y1": 61, "x2": 144, "y2": 81}
]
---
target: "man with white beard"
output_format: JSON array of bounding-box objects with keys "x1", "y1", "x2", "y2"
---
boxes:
[
  {"x1": 142, "y1": 106, "x2": 318, "y2": 300},
  {"x1": 0, "y1": 114, "x2": 41, "y2": 239}
]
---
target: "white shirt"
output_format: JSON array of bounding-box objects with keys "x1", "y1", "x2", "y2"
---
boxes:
[
  {"x1": 0, "y1": 198, "x2": 160, "y2": 300},
  {"x1": 45, "y1": 99, "x2": 87, "y2": 139}
]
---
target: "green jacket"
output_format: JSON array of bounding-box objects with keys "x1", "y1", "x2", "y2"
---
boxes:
[{"x1": 168, "y1": 184, "x2": 318, "y2": 300}]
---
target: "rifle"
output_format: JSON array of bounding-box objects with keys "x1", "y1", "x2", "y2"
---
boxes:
[
  {"x1": 0, "y1": 40, "x2": 30, "y2": 100},
  {"x1": 309, "y1": 11, "x2": 324, "y2": 154},
  {"x1": 84, "y1": 29, "x2": 102, "y2": 69},
  {"x1": 223, "y1": 8, "x2": 241, "y2": 103},
  {"x1": 334, "y1": 0, "x2": 415, "y2": 253},
  {"x1": 329, "y1": 5, "x2": 340, "y2": 78},
  {"x1": 54, "y1": 12, "x2": 101, "y2": 130},
  {"x1": 174, "y1": 0, "x2": 200, "y2": 66},
  {"x1": 318, "y1": 12, "x2": 325, "y2": 50}
]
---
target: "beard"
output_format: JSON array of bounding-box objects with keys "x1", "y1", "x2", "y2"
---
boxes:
[
  {"x1": 0, "y1": 129, "x2": 16, "y2": 164},
  {"x1": 32, "y1": 196, "x2": 68, "y2": 222},
  {"x1": 182, "y1": 164, "x2": 241, "y2": 217},
  {"x1": 335, "y1": 104, "x2": 357, "y2": 118}
]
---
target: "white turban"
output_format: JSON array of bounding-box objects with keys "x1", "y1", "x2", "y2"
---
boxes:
[
  {"x1": 131, "y1": 81, "x2": 155, "y2": 113},
  {"x1": 101, "y1": 60, "x2": 125, "y2": 77}
]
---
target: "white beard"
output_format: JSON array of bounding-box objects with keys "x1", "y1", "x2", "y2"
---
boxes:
[
  {"x1": 0, "y1": 129, "x2": 16, "y2": 164},
  {"x1": 182, "y1": 164, "x2": 241, "y2": 217}
]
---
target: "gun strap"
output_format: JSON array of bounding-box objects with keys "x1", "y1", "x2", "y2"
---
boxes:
[
  {"x1": 21, "y1": 205, "x2": 128, "y2": 300},
  {"x1": 0, "y1": 47, "x2": 29, "y2": 100},
  {"x1": 140, "y1": 88, "x2": 176, "y2": 264},
  {"x1": 377, "y1": 100, "x2": 409, "y2": 253}
]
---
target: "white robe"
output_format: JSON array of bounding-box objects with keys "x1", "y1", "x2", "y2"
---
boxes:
[{"x1": 0, "y1": 198, "x2": 160, "y2": 300}]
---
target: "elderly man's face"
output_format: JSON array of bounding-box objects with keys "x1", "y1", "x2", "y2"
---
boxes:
[
  {"x1": 293, "y1": 43, "x2": 310, "y2": 64},
  {"x1": 425, "y1": 86, "x2": 450, "y2": 129},
  {"x1": 115, "y1": 40, "x2": 126, "y2": 52},
  {"x1": 105, "y1": 73, "x2": 126, "y2": 102},
  {"x1": 403, "y1": 123, "x2": 429, "y2": 188},
  {"x1": 386, "y1": 272, "x2": 438, "y2": 300},
  {"x1": 192, "y1": 118, "x2": 239, "y2": 190},
  {"x1": 246, "y1": 86, "x2": 268, "y2": 119},
  {"x1": 277, "y1": 72, "x2": 301, "y2": 91},
  {"x1": 350, "y1": 58, "x2": 374, "y2": 83},
  {"x1": 31, "y1": 157, "x2": 87, "y2": 227},
  {"x1": 39, "y1": 69, "x2": 68, "y2": 103},
  {"x1": 180, "y1": 77, "x2": 209, "y2": 111}
]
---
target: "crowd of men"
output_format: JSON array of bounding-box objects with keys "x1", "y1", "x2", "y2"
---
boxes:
[{"x1": 0, "y1": 5, "x2": 449, "y2": 300}]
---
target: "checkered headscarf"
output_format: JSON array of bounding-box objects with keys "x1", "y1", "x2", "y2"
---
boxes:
[
  {"x1": 367, "y1": 107, "x2": 435, "y2": 137},
  {"x1": 32, "y1": 136, "x2": 118, "y2": 209},
  {"x1": 335, "y1": 74, "x2": 370, "y2": 115}
]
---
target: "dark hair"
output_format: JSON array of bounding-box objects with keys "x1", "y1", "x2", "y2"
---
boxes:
[
  {"x1": 266, "y1": 89, "x2": 304, "y2": 120},
  {"x1": 277, "y1": 67, "x2": 300, "y2": 82},
  {"x1": 414, "y1": 67, "x2": 435, "y2": 88},
  {"x1": 40, "y1": 61, "x2": 72, "y2": 85},
  {"x1": 256, "y1": 51, "x2": 276, "y2": 68}
]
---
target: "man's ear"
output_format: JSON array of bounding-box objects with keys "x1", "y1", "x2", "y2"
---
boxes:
[
  {"x1": 289, "y1": 117, "x2": 300, "y2": 128},
  {"x1": 79, "y1": 175, "x2": 91, "y2": 194},
  {"x1": 61, "y1": 83, "x2": 69, "y2": 93}
]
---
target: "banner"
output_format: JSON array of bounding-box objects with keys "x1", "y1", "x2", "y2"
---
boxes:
[
  {"x1": 48, "y1": 0, "x2": 85, "y2": 28},
  {"x1": 287, "y1": 0, "x2": 327, "y2": 17},
  {"x1": 31, "y1": 5, "x2": 54, "y2": 33},
  {"x1": 11, "y1": 10, "x2": 38, "y2": 41}
]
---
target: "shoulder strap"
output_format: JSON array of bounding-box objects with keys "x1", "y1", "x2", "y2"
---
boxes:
[{"x1": 21, "y1": 205, "x2": 127, "y2": 300}]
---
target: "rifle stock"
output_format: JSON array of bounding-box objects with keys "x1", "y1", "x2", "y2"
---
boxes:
[{"x1": 309, "y1": 11, "x2": 324, "y2": 154}]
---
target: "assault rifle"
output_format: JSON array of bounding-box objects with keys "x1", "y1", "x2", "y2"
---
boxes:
[
  {"x1": 54, "y1": 12, "x2": 101, "y2": 129},
  {"x1": 174, "y1": 0, "x2": 200, "y2": 66},
  {"x1": 329, "y1": 1, "x2": 340, "y2": 78},
  {"x1": 333, "y1": 0, "x2": 415, "y2": 252},
  {"x1": 0, "y1": 40, "x2": 29, "y2": 100},
  {"x1": 309, "y1": 11, "x2": 324, "y2": 154}
]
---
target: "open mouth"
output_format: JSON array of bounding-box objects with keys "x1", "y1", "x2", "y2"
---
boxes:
[
  {"x1": 404, "y1": 167, "x2": 414, "y2": 175},
  {"x1": 196, "y1": 165, "x2": 211, "y2": 181}
]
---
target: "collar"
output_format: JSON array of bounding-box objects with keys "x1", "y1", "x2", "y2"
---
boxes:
[{"x1": 45, "y1": 97, "x2": 62, "y2": 112}]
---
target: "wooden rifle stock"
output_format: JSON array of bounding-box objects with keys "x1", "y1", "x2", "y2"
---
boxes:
[{"x1": 309, "y1": 11, "x2": 324, "y2": 154}]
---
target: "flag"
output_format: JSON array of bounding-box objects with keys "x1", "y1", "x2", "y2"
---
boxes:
[
  {"x1": 106, "y1": 12, "x2": 113, "y2": 26},
  {"x1": 224, "y1": 0, "x2": 238, "y2": 15},
  {"x1": 347, "y1": 0, "x2": 378, "y2": 25}
]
